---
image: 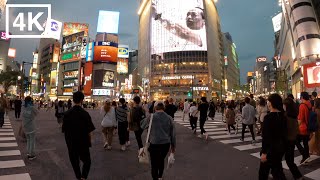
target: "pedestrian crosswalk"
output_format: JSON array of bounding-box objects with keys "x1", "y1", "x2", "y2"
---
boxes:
[
  {"x1": 0, "y1": 116, "x2": 31, "y2": 180},
  {"x1": 175, "y1": 112, "x2": 320, "y2": 180}
]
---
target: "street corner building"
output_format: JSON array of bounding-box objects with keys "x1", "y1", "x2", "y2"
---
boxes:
[{"x1": 138, "y1": 0, "x2": 224, "y2": 100}]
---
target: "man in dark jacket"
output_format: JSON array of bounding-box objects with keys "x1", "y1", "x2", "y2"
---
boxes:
[
  {"x1": 164, "y1": 98, "x2": 177, "y2": 119},
  {"x1": 14, "y1": 96, "x2": 22, "y2": 119},
  {"x1": 62, "y1": 92, "x2": 95, "y2": 180}
]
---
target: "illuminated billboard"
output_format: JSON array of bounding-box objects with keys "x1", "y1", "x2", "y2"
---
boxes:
[
  {"x1": 304, "y1": 62, "x2": 320, "y2": 88},
  {"x1": 117, "y1": 58, "x2": 128, "y2": 74},
  {"x1": 97, "y1": 11, "x2": 120, "y2": 34},
  {"x1": 42, "y1": 19, "x2": 63, "y2": 40},
  {"x1": 63, "y1": 23, "x2": 89, "y2": 37},
  {"x1": 32, "y1": 53, "x2": 38, "y2": 68},
  {"x1": 61, "y1": 31, "x2": 84, "y2": 63},
  {"x1": 272, "y1": 13, "x2": 282, "y2": 32},
  {"x1": 118, "y1": 45, "x2": 129, "y2": 58},
  {"x1": 256, "y1": 56, "x2": 267, "y2": 62},
  {"x1": 86, "y1": 42, "x2": 94, "y2": 62},
  {"x1": 7, "y1": 48, "x2": 16, "y2": 58},
  {"x1": 52, "y1": 42, "x2": 60, "y2": 62},
  {"x1": 84, "y1": 62, "x2": 93, "y2": 95},
  {"x1": 93, "y1": 42, "x2": 118, "y2": 63},
  {"x1": 151, "y1": 0, "x2": 207, "y2": 54},
  {"x1": 93, "y1": 70, "x2": 115, "y2": 88},
  {"x1": 93, "y1": 89, "x2": 111, "y2": 96}
]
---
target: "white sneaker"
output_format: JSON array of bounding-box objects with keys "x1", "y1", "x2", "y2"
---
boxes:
[
  {"x1": 121, "y1": 145, "x2": 126, "y2": 151},
  {"x1": 103, "y1": 142, "x2": 108, "y2": 149},
  {"x1": 126, "y1": 141, "x2": 131, "y2": 147}
]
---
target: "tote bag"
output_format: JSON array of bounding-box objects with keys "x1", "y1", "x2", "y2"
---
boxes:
[{"x1": 139, "y1": 114, "x2": 153, "y2": 164}]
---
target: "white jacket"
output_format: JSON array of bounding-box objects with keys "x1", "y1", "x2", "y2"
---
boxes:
[{"x1": 101, "y1": 107, "x2": 117, "y2": 127}]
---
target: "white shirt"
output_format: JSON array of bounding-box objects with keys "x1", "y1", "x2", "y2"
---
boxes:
[
  {"x1": 189, "y1": 106, "x2": 199, "y2": 117},
  {"x1": 184, "y1": 102, "x2": 190, "y2": 112}
]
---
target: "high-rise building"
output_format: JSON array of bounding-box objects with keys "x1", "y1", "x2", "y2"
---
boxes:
[
  {"x1": 222, "y1": 32, "x2": 240, "y2": 99},
  {"x1": 311, "y1": 0, "x2": 320, "y2": 27},
  {"x1": 38, "y1": 38, "x2": 61, "y2": 99},
  {"x1": 138, "y1": 0, "x2": 224, "y2": 100},
  {"x1": 0, "y1": 0, "x2": 7, "y2": 21}
]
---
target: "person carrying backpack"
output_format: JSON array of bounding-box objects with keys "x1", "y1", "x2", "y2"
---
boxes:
[
  {"x1": 296, "y1": 92, "x2": 312, "y2": 165},
  {"x1": 128, "y1": 96, "x2": 146, "y2": 155}
]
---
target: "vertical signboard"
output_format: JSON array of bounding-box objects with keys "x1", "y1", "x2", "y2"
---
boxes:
[{"x1": 84, "y1": 62, "x2": 93, "y2": 95}]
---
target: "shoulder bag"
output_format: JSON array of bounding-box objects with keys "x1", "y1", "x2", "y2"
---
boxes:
[{"x1": 139, "y1": 114, "x2": 153, "y2": 164}]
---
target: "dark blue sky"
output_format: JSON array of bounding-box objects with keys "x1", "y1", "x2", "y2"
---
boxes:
[{"x1": 0, "y1": 0, "x2": 281, "y2": 84}]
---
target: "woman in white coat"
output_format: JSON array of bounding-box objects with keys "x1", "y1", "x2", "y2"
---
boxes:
[{"x1": 101, "y1": 100, "x2": 117, "y2": 150}]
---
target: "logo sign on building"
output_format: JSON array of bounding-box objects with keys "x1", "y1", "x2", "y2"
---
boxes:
[
  {"x1": 0, "y1": 31, "x2": 10, "y2": 41},
  {"x1": 6, "y1": 4, "x2": 51, "y2": 38},
  {"x1": 7, "y1": 48, "x2": 16, "y2": 58},
  {"x1": 161, "y1": 75, "x2": 193, "y2": 80},
  {"x1": 118, "y1": 45, "x2": 129, "y2": 58},
  {"x1": 193, "y1": 87, "x2": 209, "y2": 91},
  {"x1": 247, "y1": 72, "x2": 254, "y2": 77},
  {"x1": 42, "y1": 18, "x2": 62, "y2": 40},
  {"x1": 93, "y1": 89, "x2": 111, "y2": 96},
  {"x1": 272, "y1": 13, "x2": 282, "y2": 32},
  {"x1": 63, "y1": 22, "x2": 89, "y2": 37},
  {"x1": 97, "y1": 10, "x2": 120, "y2": 34},
  {"x1": 64, "y1": 71, "x2": 78, "y2": 79},
  {"x1": 256, "y1": 56, "x2": 267, "y2": 62}
]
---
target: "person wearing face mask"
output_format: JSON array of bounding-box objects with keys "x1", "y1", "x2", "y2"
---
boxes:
[{"x1": 259, "y1": 94, "x2": 287, "y2": 180}]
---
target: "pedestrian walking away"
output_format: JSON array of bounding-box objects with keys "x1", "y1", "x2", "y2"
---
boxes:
[
  {"x1": 128, "y1": 96, "x2": 146, "y2": 155},
  {"x1": 182, "y1": 99, "x2": 190, "y2": 121},
  {"x1": 116, "y1": 98, "x2": 130, "y2": 151},
  {"x1": 198, "y1": 97, "x2": 209, "y2": 140},
  {"x1": 189, "y1": 102, "x2": 199, "y2": 134},
  {"x1": 164, "y1": 98, "x2": 178, "y2": 120},
  {"x1": 101, "y1": 99, "x2": 117, "y2": 150},
  {"x1": 208, "y1": 100, "x2": 216, "y2": 120},
  {"x1": 141, "y1": 101, "x2": 176, "y2": 180},
  {"x1": 62, "y1": 91, "x2": 95, "y2": 180},
  {"x1": 296, "y1": 92, "x2": 311, "y2": 165},
  {"x1": 22, "y1": 96, "x2": 38, "y2": 160},
  {"x1": 55, "y1": 100, "x2": 66, "y2": 128},
  {"x1": 283, "y1": 98, "x2": 303, "y2": 179},
  {"x1": 259, "y1": 94, "x2": 287, "y2": 180},
  {"x1": 241, "y1": 97, "x2": 256, "y2": 143},
  {"x1": 14, "y1": 96, "x2": 22, "y2": 119},
  {"x1": 257, "y1": 97, "x2": 268, "y2": 135},
  {"x1": 225, "y1": 104, "x2": 236, "y2": 135}
]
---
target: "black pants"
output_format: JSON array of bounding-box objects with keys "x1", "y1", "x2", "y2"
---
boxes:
[
  {"x1": 67, "y1": 146, "x2": 91, "y2": 180},
  {"x1": 0, "y1": 112, "x2": 4, "y2": 127},
  {"x1": 189, "y1": 116, "x2": 197, "y2": 130},
  {"x1": 15, "y1": 109, "x2": 21, "y2": 119},
  {"x1": 228, "y1": 124, "x2": 235, "y2": 133},
  {"x1": 259, "y1": 154, "x2": 286, "y2": 180},
  {"x1": 148, "y1": 143, "x2": 170, "y2": 180},
  {"x1": 199, "y1": 117, "x2": 206, "y2": 134},
  {"x1": 296, "y1": 134, "x2": 310, "y2": 159},
  {"x1": 241, "y1": 124, "x2": 255, "y2": 140},
  {"x1": 134, "y1": 128, "x2": 144, "y2": 149},
  {"x1": 285, "y1": 140, "x2": 302, "y2": 179},
  {"x1": 118, "y1": 121, "x2": 129, "y2": 145}
]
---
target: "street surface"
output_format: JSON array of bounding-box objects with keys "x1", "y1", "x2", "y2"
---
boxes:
[{"x1": 0, "y1": 109, "x2": 319, "y2": 180}]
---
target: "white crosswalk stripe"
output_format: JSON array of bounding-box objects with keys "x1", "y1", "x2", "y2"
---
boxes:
[
  {"x1": 174, "y1": 111, "x2": 320, "y2": 180},
  {"x1": 0, "y1": 116, "x2": 31, "y2": 179}
]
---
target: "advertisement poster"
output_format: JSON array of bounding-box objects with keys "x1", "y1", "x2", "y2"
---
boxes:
[
  {"x1": 151, "y1": 0, "x2": 207, "y2": 54},
  {"x1": 52, "y1": 42, "x2": 60, "y2": 62},
  {"x1": 97, "y1": 10, "x2": 120, "y2": 34},
  {"x1": 84, "y1": 62, "x2": 93, "y2": 95},
  {"x1": 86, "y1": 42, "x2": 94, "y2": 62},
  {"x1": 93, "y1": 42, "x2": 118, "y2": 63},
  {"x1": 93, "y1": 70, "x2": 115, "y2": 88},
  {"x1": 61, "y1": 31, "x2": 84, "y2": 62},
  {"x1": 304, "y1": 62, "x2": 320, "y2": 88},
  {"x1": 64, "y1": 71, "x2": 79, "y2": 79},
  {"x1": 50, "y1": 71, "x2": 57, "y2": 87},
  {"x1": 117, "y1": 58, "x2": 128, "y2": 74},
  {"x1": 63, "y1": 23, "x2": 89, "y2": 37}
]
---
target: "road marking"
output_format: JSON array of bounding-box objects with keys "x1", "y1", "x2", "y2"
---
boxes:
[
  {"x1": 0, "y1": 143, "x2": 18, "y2": 147},
  {"x1": 0, "y1": 132, "x2": 14, "y2": 136},
  {"x1": 220, "y1": 136, "x2": 262, "y2": 144},
  {"x1": 0, "y1": 150, "x2": 21, "y2": 157},
  {"x1": 0, "y1": 129, "x2": 13, "y2": 132},
  {"x1": 282, "y1": 155, "x2": 320, "y2": 169},
  {"x1": 1, "y1": 126, "x2": 12, "y2": 128},
  {"x1": 0, "y1": 137, "x2": 16, "y2": 141},
  {"x1": 234, "y1": 143, "x2": 262, "y2": 151},
  {"x1": 207, "y1": 131, "x2": 233, "y2": 135},
  {"x1": 0, "y1": 173, "x2": 31, "y2": 180},
  {"x1": 305, "y1": 168, "x2": 320, "y2": 179},
  {"x1": 0, "y1": 160, "x2": 25, "y2": 169},
  {"x1": 209, "y1": 133, "x2": 244, "y2": 140}
]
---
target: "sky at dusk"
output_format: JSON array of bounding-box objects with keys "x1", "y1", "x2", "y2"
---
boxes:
[{"x1": 0, "y1": 0, "x2": 281, "y2": 84}]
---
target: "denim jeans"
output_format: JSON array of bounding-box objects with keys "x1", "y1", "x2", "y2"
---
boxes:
[{"x1": 26, "y1": 133, "x2": 35, "y2": 156}]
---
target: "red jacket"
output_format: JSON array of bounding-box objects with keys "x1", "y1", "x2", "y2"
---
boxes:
[{"x1": 298, "y1": 101, "x2": 312, "y2": 135}]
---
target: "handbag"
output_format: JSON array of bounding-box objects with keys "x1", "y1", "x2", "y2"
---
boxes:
[{"x1": 139, "y1": 114, "x2": 153, "y2": 164}]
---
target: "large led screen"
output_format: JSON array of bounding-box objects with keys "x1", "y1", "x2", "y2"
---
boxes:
[
  {"x1": 93, "y1": 70, "x2": 115, "y2": 88},
  {"x1": 93, "y1": 42, "x2": 118, "y2": 63},
  {"x1": 151, "y1": 0, "x2": 207, "y2": 54},
  {"x1": 306, "y1": 65, "x2": 320, "y2": 84},
  {"x1": 63, "y1": 23, "x2": 89, "y2": 37},
  {"x1": 97, "y1": 11, "x2": 120, "y2": 34},
  {"x1": 61, "y1": 31, "x2": 84, "y2": 62}
]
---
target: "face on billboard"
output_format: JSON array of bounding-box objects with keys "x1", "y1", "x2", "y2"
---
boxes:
[
  {"x1": 307, "y1": 66, "x2": 320, "y2": 84},
  {"x1": 97, "y1": 11, "x2": 120, "y2": 34},
  {"x1": 93, "y1": 42, "x2": 118, "y2": 63},
  {"x1": 151, "y1": 0, "x2": 207, "y2": 54},
  {"x1": 93, "y1": 70, "x2": 114, "y2": 88},
  {"x1": 63, "y1": 23, "x2": 89, "y2": 37}
]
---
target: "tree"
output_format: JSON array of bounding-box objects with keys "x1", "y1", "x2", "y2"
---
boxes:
[{"x1": 0, "y1": 71, "x2": 21, "y2": 94}]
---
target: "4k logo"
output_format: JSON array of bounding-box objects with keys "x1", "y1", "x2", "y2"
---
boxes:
[{"x1": 6, "y1": 4, "x2": 51, "y2": 38}]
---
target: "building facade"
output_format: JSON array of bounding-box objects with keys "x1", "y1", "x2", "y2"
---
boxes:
[
  {"x1": 138, "y1": 0, "x2": 224, "y2": 101},
  {"x1": 222, "y1": 32, "x2": 240, "y2": 99},
  {"x1": 0, "y1": 31, "x2": 10, "y2": 73}
]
